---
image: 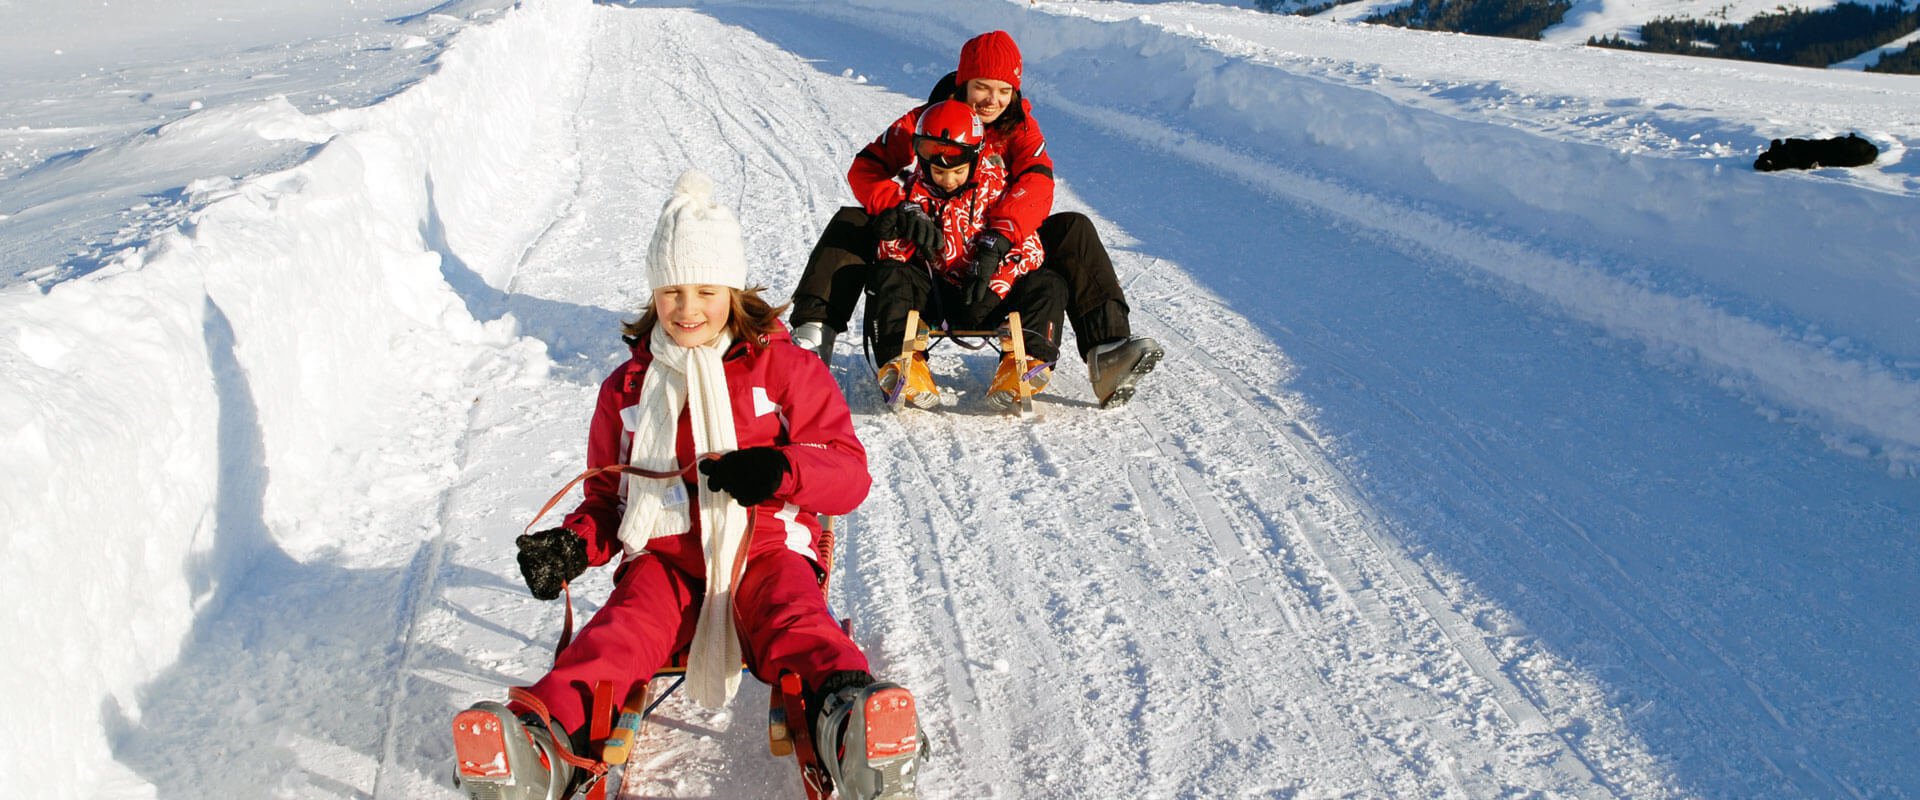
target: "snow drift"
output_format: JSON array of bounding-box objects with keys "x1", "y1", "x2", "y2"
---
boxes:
[{"x1": 0, "y1": 0, "x2": 591, "y2": 793}]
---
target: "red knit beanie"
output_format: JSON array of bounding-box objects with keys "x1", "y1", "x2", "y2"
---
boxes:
[{"x1": 956, "y1": 30, "x2": 1022, "y2": 90}]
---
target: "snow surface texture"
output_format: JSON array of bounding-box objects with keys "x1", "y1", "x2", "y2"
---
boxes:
[{"x1": 2, "y1": 0, "x2": 1918, "y2": 798}]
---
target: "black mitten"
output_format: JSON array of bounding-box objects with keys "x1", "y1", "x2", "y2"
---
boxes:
[
  {"x1": 516, "y1": 528, "x2": 588, "y2": 601},
  {"x1": 967, "y1": 233, "x2": 1011, "y2": 307},
  {"x1": 872, "y1": 204, "x2": 907, "y2": 240},
  {"x1": 698, "y1": 447, "x2": 791, "y2": 506},
  {"x1": 898, "y1": 205, "x2": 943, "y2": 259}
]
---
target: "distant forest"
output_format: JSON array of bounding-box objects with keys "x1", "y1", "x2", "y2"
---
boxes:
[
  {"x1": 1867, "y1": 39, "x2": 1920, "y2": 71},
  {"x1": 1260, "y1": 0, "x2": 1920, "y2": 73},
  {"x1": 1589, "y1": 2, "x2": 1920, "y2": 72},
  {"x1": 1362, "y1": 0, "x2": 1572, "y2": 39}
]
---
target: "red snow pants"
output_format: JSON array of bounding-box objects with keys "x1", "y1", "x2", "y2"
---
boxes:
[{"x1": 519, "y1": 547, "x2": 869, "y2": 734}]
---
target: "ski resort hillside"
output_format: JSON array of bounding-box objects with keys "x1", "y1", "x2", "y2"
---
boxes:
[{"x1": 3, "y1": 0, "x2": 1918, "y2": 798}]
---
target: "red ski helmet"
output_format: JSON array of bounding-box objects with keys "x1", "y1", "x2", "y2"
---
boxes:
[{"x1": 912, "y1": 100, "x2": 984, "y2": 169}]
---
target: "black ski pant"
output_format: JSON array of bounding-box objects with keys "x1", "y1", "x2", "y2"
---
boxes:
[
  {"x1": 866, "y1": 261, "x2": 1067, "y2": 367},
  {"x1": 1036, "y1": 212, "x2": 1132, "y2": 358},
  {"x1": 789, "y1": 207, "x2": 1130, "y2": 360},
  {"x1": 788, "y1": 206, "x2": 878, "y2": 335}
]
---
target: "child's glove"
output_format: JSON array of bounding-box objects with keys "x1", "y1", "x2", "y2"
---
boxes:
[
  {"x1": 875, "y1": 202, "x2": 942, "y2": 260},
  {"x1": 517, "y1": 528, "x2": 588, "y2": 600},
  {"x1": 699, "y1": 447, "x2": 790, "y2": 506},
  {"x1": 967, "y1": 233, "x2": 1011, "y2": 307}
]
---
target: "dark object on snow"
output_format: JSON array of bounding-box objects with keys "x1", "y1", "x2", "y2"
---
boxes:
[
  {"x1": 517, "y1": 527, "x2": 588, "y2": 600},
  {"x1": 1754, "y1": 134, "x2": 1879, "y2": 171}
]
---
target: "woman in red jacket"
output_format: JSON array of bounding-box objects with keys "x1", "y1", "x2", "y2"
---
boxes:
[
  {"x1": 789, "y1": 30, "x2": 1162, "y2": 409},
  {"x1": 452, "y1": 170, "x2": 922, "y2": 800}
]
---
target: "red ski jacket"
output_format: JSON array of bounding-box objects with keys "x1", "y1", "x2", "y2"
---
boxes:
[
  {"x1": 849, "y1": 98, "x2": 1056, "y2": 245},
  {"x1": 557, "y1": 327, "x2": 870, "y2": 576},
  {"x1": 874, "y1": 159, "x2": 1045, "y2": 300}
]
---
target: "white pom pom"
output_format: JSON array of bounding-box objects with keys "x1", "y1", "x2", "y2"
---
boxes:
[{"x1": 673, "y1": 169, "x2": 715, "y2": 202}]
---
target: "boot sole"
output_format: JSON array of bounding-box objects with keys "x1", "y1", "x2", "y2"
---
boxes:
[
  {"x1": 862, "y1": 687, "x2": 922, "y2": 798},
  {"x1": 1097, "y1": 345, "x2": 1162, "y2": 409},
  {"x1": 452, "y1": 704, "x2": 561, "y2": 800},
  {"x1": 453, "y1": 708, "x2": 513, "y2": 782}
]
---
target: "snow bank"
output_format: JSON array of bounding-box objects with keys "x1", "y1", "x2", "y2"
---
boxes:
[
  {"x1": 0, "y1": 0, "x2": 592, "y2": 794},
  {"x1": 811, "y1": 0, "x2": 1920, "y2": 468}
]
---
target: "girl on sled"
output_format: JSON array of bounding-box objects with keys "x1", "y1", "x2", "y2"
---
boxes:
[{"x1": 451, "y1": 170, "x2": 924, "y2": 800}]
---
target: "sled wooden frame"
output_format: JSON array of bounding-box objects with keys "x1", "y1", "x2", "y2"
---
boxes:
[
  {"x1": 884, "y1": 308, "x2": 1036, "y2": 417},
  {"x1": 587, "y1": 516, "x2": 844, "y2": 800}
]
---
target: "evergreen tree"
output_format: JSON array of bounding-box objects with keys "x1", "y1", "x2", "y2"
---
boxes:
[
  {"x1": 1365, "y1": 0, "x2": 1574, "y2": 40},
  {"x1": 1588, "y1": 2, "x2": 1920, "y2": 72}
]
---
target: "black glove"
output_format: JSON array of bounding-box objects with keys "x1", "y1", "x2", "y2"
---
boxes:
[
  {"x1": 699, "y1": 447, "x2": 790, "y2": 506},
  {"x1": 872, "y1": 203, "x2": 908, "y2": 240},
  {"x1": 966, "y1": 233, "x2": 1012, "y2": 307},
  {"x1": 874, "y1": 202, "x2": 942, "y2": 261},
  {"x1": 516, "y1": 528, "x2": 588, "y2": 601}
]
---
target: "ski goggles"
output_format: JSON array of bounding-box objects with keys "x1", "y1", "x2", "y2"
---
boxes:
[{"x1": 912, "y1": 134, "x2": 981, "y2": 168}]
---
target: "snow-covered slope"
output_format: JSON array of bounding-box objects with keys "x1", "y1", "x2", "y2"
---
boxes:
[{"x1": 3, "y1": 0, "x2": 1918, "y2": 798}]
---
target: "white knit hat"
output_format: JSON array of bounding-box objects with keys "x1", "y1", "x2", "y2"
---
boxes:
[{"x1": 647, "y1": 169, "x2": 748, "y2": 291}]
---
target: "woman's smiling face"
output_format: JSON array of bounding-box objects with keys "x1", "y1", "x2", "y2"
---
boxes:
[{"x1": 964, "y1": 78, "x2": 1014, "y2": 125}]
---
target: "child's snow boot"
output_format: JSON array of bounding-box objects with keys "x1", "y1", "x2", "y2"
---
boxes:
[
  {"x1": 792, "y1": 321, "x2": 837, "y2": 363},
  {"x1": 813, "y1": 678, "x2": 924, "y2": 799},
  {"x1": 985, "y1": 351, "x2": 1051, "y2": 412},
  {"x1": 877, "y1": 352, "x2": 939, "y2": 409},
  {"x1": 452, "y1": 701, "x2": 576, "y2": 800},
  {"x1": 1087, "y1": 336, "x2": 1163, "y2": 409}
]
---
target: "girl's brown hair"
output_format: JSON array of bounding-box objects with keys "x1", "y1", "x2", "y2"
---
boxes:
[{"x1": 622, "y1": 286, "x2": 790, "y2": 351}]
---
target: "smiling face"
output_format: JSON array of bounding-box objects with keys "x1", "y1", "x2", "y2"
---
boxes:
[
  {"x1": 963, "y1": 77, "x2": 1014, "y2": 125},
  {"x1": 653, "y1": 284, "x2": 733, "y2": 348}
]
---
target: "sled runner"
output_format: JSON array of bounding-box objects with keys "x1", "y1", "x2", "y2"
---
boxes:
[{"x1": 874, "y1": 309, "x2": 1037, "y2": 417}]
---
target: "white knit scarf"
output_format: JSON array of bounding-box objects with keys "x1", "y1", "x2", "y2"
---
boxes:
[{"x1": 616, "y1": 325, "x2": 748, "y2": 708}]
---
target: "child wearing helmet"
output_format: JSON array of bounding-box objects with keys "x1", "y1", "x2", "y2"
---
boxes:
[
  {"x1": 788, "y1": 30, "x2": 1161, "y2": 409},
  {"x1": 864, "y1": 100, "x2": 1064, "y2": 411}
]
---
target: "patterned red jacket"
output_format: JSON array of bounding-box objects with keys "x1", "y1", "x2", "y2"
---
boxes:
[
  {"x1": 849, "y1": 98, "x2": 1056, "y2": 246},
  {"x1": 557, "y1": 326, "x2": 869, "y2": 577},
  {"x1": 873, "y1": 156, "x2": 1045, "y2": 299}
]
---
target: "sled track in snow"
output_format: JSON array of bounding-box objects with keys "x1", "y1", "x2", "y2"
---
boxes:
[
  {"x1": 826, "y1": 333, "x2": 1591, "y2": 795},
  {"x1": 1122, "y1": 281, "x2": 1610, "y2": 796},
  {"x1": 1042, "y1": 89, "x2": 1881, "y2": 796},
  {"x1": 1224, "y1": 284, "x2": 1861, "y2": 798},
  {"x1": 370, "y1": 399, "x2": 483, "y2": 800}
]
